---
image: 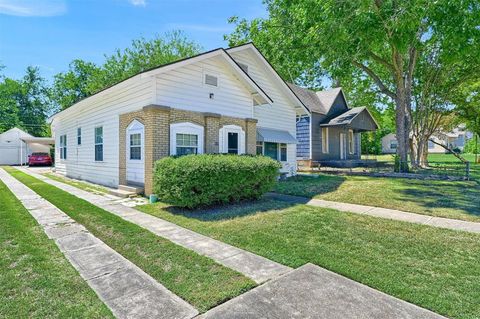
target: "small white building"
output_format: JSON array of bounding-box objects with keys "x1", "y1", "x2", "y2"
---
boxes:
[
  {"x1": 381, "y1": 126, "x2": 472, "y2": 154},
  {"x1": 0, "y1": 127, "x2": 51, "y2": 165}
]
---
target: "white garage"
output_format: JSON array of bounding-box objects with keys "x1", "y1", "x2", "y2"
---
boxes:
[{"x1": 0, "y1": 127, "x2": 52, "y2": 165}]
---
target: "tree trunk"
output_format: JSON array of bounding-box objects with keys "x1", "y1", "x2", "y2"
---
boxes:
[{"x1": 395, "y1": 90, "x2": 411, "y2": 172}]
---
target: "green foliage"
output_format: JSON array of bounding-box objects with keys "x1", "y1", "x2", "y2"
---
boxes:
[
  {"x1": 464, "y1": 135, "x2": 479, "y2": 154},
  {"x1": 153, "y1": 154, "x2": 281, "y2": 208},
  {"x1": 51, "y1": 31, "x2": 202, "y2": 110},
  {"x1": 0, "y1": 67, "x2": 51, "y2": 136}
]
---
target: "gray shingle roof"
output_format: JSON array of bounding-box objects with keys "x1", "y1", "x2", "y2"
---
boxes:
[
  {"x1": 320, "y1": 107, "x2": 367, "y2": 126},
  {"x1": 287, "y1": 83, "x2": 343, "y2": 114}
]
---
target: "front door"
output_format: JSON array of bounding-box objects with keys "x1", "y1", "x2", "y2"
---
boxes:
[
  {"x1": 340, "y1": 133, "x2": 346, "y2": 160},
  {"x1": 126, "y1": 120, "x2": 144, "y2": 185}
]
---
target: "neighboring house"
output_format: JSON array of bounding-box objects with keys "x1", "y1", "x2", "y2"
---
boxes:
[
  {"x1": 49, "y1": 43, "x2": 309, "y2": 195},
  {"x1": 0, "y1": 127, "x2": 51, "y2": 165},
  {"x1": 290, "y1": 85, "x2": 378, "y2": 167},
  {"x1": 381, "y1": 125, "x2": 473, "y2": 154}
]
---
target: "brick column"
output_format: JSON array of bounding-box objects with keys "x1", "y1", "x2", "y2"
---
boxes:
[
  {"x1": 245, "y1": 118, "x2": 258, "y2": 155},
  {"x1": 143, "y1": 104, "x2": 170, "y2": 195},
  {"x1": 203, "y1": 112, "x2": 221, "y2": 153}
]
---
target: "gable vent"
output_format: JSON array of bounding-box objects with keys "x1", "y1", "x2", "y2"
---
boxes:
[{"x1": 205, "y1": 74, "x2": 218, "y2": 87}]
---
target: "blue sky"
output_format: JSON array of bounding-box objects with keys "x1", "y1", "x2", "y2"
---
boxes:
[{"x1": 0, "y1": 0, "x2": 267, "y2": 82}]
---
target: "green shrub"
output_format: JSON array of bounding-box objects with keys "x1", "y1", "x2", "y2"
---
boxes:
[{"x1": 153, "y1": 154, "x2": 282, "y2": 208}]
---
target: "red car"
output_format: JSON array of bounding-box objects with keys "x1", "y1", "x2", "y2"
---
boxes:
[{"x1": 28, "y1": 152, "x2": 53, "y2": 166}]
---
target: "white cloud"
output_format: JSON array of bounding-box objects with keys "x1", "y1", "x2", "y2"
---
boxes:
[
  {"x1": 129, "y1": 0, "x2": 146, "y2": 7},
  {"x1": 0, "y1": 0, "x2": 67, "y2": 17},
  {"x1": 167, "y1": 23, "x2": 233, "y2": 33}
]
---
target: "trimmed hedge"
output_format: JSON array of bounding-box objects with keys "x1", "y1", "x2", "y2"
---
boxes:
[{"x1": 153, "y1": 154, "x2": 281, "y2": 208}]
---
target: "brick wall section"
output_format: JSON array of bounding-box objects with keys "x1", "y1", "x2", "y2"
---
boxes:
[
  {"x1": 119, "y1": 105, "x2": 258, "y2": 195},
  {"x1": 245, "y1": 118, "x2": 258, "y2": 155}
]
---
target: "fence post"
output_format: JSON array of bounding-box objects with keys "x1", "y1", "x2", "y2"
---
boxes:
[{"x1": 466, "y1": 161, "x2": 470, "y2": 181}]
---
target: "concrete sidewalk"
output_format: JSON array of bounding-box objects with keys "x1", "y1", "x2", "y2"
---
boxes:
[
  {"x1": 18, "y1": 167, "x2": 291, "y2": 284},
  {"x1": 268, "y1": 192, "x2": 480, "y2": 234},
  {"x1": 200, "y1": 263, "x2": 446, "y2": 319},
  {"x1": 0, "y1": 168, "x2": 198, "y2": 319}
]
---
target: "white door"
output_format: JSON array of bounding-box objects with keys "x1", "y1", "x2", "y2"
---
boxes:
[
  {"x1": 340, "y1": 133, "x2": 346, "y2": 160},
  {"x1": 126, "y1": 120, "x2": 144, "y2": 185}
]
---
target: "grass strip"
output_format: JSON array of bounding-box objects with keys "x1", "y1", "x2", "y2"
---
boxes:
[
  {"x1": 6, "y1": 167, "x2": 255, "y2": 312},
  {"x1": 137, "y1": 199, "x2": 480, "y2": 319},
  {"x1": 42, "y1": 172, "x2": 109, "y2": 194},
  {"x1": 0, "y1": 176, "x2": 113, "y2": 318},
  {"x1": 274, "y1": 174, "x2": 480, "y2": 222}
]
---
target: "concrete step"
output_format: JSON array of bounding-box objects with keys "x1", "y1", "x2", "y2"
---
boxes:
[{"x1": 118, "y1": 184, "x2": 144, "y2": 194}]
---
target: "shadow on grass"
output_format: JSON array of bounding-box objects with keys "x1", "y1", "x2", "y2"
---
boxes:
[
  {"x1": 398, "y1": 179, "x2": 480, "y2": 217},
  {"x1": 273, "y1": 174, "x2": 347, "y2": 199},
  {"x1": 160, "y1": 197, "x2": 300, "y2": 222}
]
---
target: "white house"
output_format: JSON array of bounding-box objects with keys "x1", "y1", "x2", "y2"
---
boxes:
[
  {"x1": 0, "y1": 127, "x2": 51, "y2": 165},
  {"x1": 49, "y1": 43, "x2": 309, "y2": 195},
  {"x1": 382, "y1": 125, "x2": 472, "y2": 154}
]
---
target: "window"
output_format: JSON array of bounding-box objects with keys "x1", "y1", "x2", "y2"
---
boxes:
[
  {"x1": 256, "y1": 142, "x2": 263, "y2": 155},
  {"x1": 227, "y1": 132, "x2": 239, "y2": 154},
  {"x1": 176, "y1": 133, "x2": 198, "y2": 155},
  {"x1": 280, "y1": 143, "x2": 287, "y2": 161},
  {"x1": 94, "y1": 126, "x2": 103, "y2": 161},
  {"x1": 59, "y1": 135, "x2": 67, "y2": 160},
  {"x1": 204, "y1": 74, "x2": 218, "y2": 87},
  {"x1": 322, "y1": 127, "x2": 329, "y2": 153},
  {"x1": 348, "y1": 130, "x2": 354, "y2": 154},
  {"x1": 264, "y1": 142, "x2": 278, "y2": 160},
  {"x1": 130, "y1": 133, "x2": 141, "y2": 160},
  {"x1": 170, "y1": 122, "x2": 204, "y2": 156},
  {"x1": 390, "y1": 141, "x2": 397, "y2": 149},
  {"x1": 428, "y1": 140, "x2": 435, "y2": 149},
  {"x1": 77, "y1": 127, "x2": 82, "y2": 145},
  {"x1": 238, "y1": 62, "x2": 248, "y2": 73}
]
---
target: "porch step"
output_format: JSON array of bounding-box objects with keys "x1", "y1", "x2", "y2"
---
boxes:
[{"x1": 109, "y1": 185, "x2": 144, "y2": 198}]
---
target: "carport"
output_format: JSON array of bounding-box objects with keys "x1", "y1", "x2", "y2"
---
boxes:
[{"x1": 19, "y1": 137, "x2": 55, "y2": 166}]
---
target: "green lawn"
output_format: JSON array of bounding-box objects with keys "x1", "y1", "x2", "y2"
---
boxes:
[
  {"x1": 6, "y1": 167, "x2": 255, "y2": 312},
  {"x1": 42, "y1": 172, "x2": 109, "y2": 194},
  {"x1": 0, "y1": 178, "x2": 113, "y2": 318},
  {"x1": 137, "y1": 199, "x2": 480, "y2": 319},
  {"x1": 274, "y1": 174, "x2": 480, "y2": 222}
]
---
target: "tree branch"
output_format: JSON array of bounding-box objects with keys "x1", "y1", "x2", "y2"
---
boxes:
[
  {"x1": 369, "y1": 51, "x2": 395, "y2": 73},
  {"x1": 352, "y1": 61, "x2": 397, "y2": 100}
]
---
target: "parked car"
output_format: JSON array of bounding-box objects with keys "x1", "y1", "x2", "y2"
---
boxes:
[{"x1": 28, "y1": 152, "x2": 52, "y2": 166}]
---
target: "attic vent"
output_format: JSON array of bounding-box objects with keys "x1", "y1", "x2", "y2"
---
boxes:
[
  {"x1": 205, "y1": 74, "x2": 218, "y2": 87},
  {"x1": 238, "y1": 62, "x2": 248, "y2": 73}
]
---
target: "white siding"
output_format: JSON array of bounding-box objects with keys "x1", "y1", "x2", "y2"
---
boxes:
[
  {"x1": 0, "y1": 128, "x2": 50, "y2": 165},
  {"x1": 155, "y1": 56, "x2": 253, "y2": 118},
  {"x1": 229, "y1": 50, "x2": 298, "y2": 174},
  {"x1": 52, "y1": 76, "x2": 153, "y2": 187}
]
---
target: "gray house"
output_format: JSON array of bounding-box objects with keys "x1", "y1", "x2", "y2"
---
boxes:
[{"x1": 289, "y1": 84, "x2": 378, "y2": 168}]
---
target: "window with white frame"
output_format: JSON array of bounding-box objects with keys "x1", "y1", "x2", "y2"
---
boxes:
[
  {"x1": 170, "y1": 122, "x2": 204, "y2": 156},
  {"x1": 204, "y1": 74, "x2": 218, "y2": 87},
  {"x1": 94, "y1": 126, "x2": 103, "y2": 161},
  {"x1": 390, "y1": 140, "x2": 397, "y2": 149},
  {"x1": 219, "y1": 125, "x2": 245, "y2": 154},
  {"x1": 348, "y1": 129, "x2": 354, "y2": 154},
  {"x1": 264, "y1": 142, "x2": 278, "y2": 160},
  {"x1": 130, "y1": 133, "x2": 142, "y2": 160},
  {"x1": 256, "y1": 141, "x2": 263, "y2": 155},
  {"x1": 77, "y1": 127, "x2": 82, "y2": 145},
  {"x1": 59, "y1": 135, "x2": 67, "y2": 159},
  {"x1": 322, "y1": 127, "x2": 329, "y2": 153},
  {"x1": 280, "y1": 143, "x2": 287, "y2": 161}
]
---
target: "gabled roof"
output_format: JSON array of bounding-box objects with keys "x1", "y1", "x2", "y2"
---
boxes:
[
  {"x1": 0, "y1": 127, "x2": 32, "y2": 137},
  {"x1": 50, "y1": 46, "x2": 273, "y2": 122},
  {"x1": 286, "y1": 84, "x2": 347, "y2": 115},
  {"x1": 226, "y1": 43, "x2": 310, "y2": 114},
  {"x1": 320, "y1": 107, "x2": 379, "y2": 130}
]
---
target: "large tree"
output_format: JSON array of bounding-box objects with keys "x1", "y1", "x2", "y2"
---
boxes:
[
  {"x1": 0, "y1": 67, "x2": 51, "y2": 136},
  {"x1": 51, "y1": 31, "x2": 202, "y2": 110},
  {"x1": 227, "y1": 0, "x2": 480, "y2": 171}
]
